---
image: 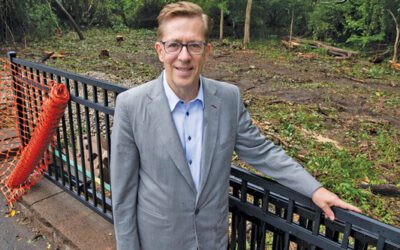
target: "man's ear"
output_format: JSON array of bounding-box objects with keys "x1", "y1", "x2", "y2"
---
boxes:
[
  {"x1": 204, "y1": 42, "x2": 213, "y2": 61},
  {"x1": 155, "y1": 42, "x2": 165, "y2": 63}
]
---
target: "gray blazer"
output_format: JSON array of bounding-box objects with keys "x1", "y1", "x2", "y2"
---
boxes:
[{"x1": 110, "y1": 74, "x2": 321, "y2": 250}]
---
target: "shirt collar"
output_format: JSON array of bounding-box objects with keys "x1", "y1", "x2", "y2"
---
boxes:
[{"x1": 162, "y1": 70, "x2": 204, "y2": 112}]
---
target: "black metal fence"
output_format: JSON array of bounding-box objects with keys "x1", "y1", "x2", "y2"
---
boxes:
[{"x1": 6, "y1": 52, "x2": 400, "y2": 249}]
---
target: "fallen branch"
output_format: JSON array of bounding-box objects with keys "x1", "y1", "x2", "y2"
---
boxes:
[
  {"x1": 42, "y1": 51, "x2": 54, "y2": 62},
  {"x1": 265, "y1": 99, "x2": 293, "y2": 105},
  {"x1": 369, "y1": 49, "x2": 390, "y2": 64},
  {"x1": 53, "y1": 0, "x2": 85, "y2": 40},
  {"x1": 282, "y1": 37, "x2": 359, "y2": 58},
  {"x1": 359, "y1": 183, "x2": 400, "y2": 197},
  {"x1": 265, "y1": 132, "x2": 290, "y2": 148},
  {"x1": 343, "y1": 76, "x2": 366, "y2": 83}
]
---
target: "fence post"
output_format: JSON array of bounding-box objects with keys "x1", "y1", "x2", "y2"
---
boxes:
[{"x1": 7, "y1": 51, "x2": 29, "y2": 146}]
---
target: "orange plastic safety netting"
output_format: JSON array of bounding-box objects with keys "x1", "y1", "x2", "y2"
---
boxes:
[{"x1": 0, "y1": 58, "x2": 70, "y2": 204}]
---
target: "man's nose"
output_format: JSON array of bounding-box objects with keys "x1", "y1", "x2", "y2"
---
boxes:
[{"x1": 178, "y1": 45, "x2": 191, "y2": 61}]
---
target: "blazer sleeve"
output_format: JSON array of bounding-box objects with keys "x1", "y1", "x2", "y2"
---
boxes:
[
  {"x1": 233, "y1": 88, "x2": 322, "y2": 197},
  {"x1": 111, "y1": 94, "x2": 141, "y2": 249}
]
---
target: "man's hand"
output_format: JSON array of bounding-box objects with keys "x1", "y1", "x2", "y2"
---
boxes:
[{"x1": 311, "y1": 187, "x2": 361, "y2": 221}]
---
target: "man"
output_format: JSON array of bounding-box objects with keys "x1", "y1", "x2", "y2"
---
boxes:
[{"x1": 110, "y1": 2, "x2": 361, "y2": 249}]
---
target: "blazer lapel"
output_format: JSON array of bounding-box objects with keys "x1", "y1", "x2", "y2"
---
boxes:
[
  {"x1": 198, "y1": 78, "x2": 220, "y2": 197},
  {"x1": 147, "y1": 75, "x2": 197, "y2": 193}
]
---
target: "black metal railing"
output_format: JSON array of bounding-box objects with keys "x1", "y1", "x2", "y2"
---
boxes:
[
  {"x1": 6, "y1": 52, "x2": 400, "y2": 249},
  {"x1": 229, "y1": 166, "x2": 400, "y2": 249},
  {"x1": 7, "y1": 51, "x2": 125, "y2": 222}
]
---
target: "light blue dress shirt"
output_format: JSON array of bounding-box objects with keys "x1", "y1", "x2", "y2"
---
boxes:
[{"x1": 162, "y1": 71, "x2": 204, "y2": 191}]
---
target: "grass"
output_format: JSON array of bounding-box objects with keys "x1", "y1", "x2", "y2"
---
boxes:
[
  {"x1": 20, "y1": 28, "x2": 159, "y2": 81},
  {"x1": 249, "y1": 38, "x2": 400, "y2": 84},
  {"x1": 244, "y1": 93, "x2": 399, "y2": 224}
]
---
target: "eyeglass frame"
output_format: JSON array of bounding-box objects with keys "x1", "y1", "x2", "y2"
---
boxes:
[{"x1": 160, "y1": 40, "x2": 208, "y2": 55}]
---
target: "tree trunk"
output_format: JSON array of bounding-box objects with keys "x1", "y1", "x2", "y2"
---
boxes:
[
  {"x1": 243, "y1": 0, "x2": 252, "y2": 48},
  {"x1": 387, "y1": 9, "x2": 399, "y2": 64},
  {"x1": 53, "y1": 0, "x2": 85, "y2": 40},
  {"x1": 289, "y1": 10, "x2": 294, "y2": 50},
  {"x1": 219, "y1": 7, "x2": 224, "y2": 40}
]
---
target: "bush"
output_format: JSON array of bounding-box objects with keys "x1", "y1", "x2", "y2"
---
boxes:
[{"x1": 26, "y1": 2, "x2": 59, "y2": 40}]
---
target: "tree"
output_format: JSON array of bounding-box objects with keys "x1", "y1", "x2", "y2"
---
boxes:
[
  {"x1": 387, "y1": 9, "x2": 399, "y2": 64},
  {"x1": 243, "y1": 0, "x2": 252, "y2": 48},
  {"x1": 218, "y1": 1, "x2": 229, "y2": 40},
  {"x1": 53, "y1": 0, "x2": 84, "y2": 40}
]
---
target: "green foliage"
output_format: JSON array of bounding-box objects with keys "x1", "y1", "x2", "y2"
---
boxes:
[
  {"x1": 2, "y1": 0, "x2": 400, "y2": 49},
  {"x1": 26, "y1": 2, "x2": 58, "y2": 40},
  {"x1": 308, "y1": 0, "x2": 400, "y2": 48},
  {"x1": 308, "y1": 3, "x2": 347, "y2": 43},
  {"x1": 344, "y1": 0, "x2": 386, "y2": 48}
]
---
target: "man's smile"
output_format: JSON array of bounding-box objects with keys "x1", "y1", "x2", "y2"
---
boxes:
[{"x1": 174, "y1": 66, "x2": 194, "y2": 76}]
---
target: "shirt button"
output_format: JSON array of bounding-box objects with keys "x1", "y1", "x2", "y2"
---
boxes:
[
  {"x1": 186, "y1": 111, "x2": 189, "y2": 116},
  {"x1": 189, "y1": 160, "x2": 192, "y2": 165},
  {"x1": 188, "y1": 136, "x2": 191, "y2": 141},
  {"x1": 195, "y1": 208, "x2": 200, "y2": 215}
]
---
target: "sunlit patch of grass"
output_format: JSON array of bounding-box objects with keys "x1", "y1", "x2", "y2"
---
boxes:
[
  {"x1": 249, "y1": 39, "x2": 296, "y2": 63},
  {"x1": 247, "y1": 38, "x2": 400, "y2": 84},
  {"x1": 20, "y1": 28, "x2": 159, "y2": 81}
]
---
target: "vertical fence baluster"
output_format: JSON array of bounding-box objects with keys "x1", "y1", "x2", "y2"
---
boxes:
[
  {"x1": 376, "y1": 236, "x2": 385, "y2": 250},
  {"x1": 83, "y1": 83, "x2": 97, "y2": 207},
  {"x1": 257, "y1": 190, "x2": 269, "y2": 250},
  {"x1": 237, "y1": 180, "x2": 248, "y2": 250},
  {"x1": 75, "y1": 80, "x2": 89, "y2": 201},
  {"x1": 104, "y1": 89, "x2": 111, "y2": 186},
  {"x1": 341, "y1": 222, "x2": 352, "y2": 249},
  {"x1": 231, "y1": 185, "x2": 239, "y2": 250},
  {"x1": 282, "y1": 200, "x2": 294, "y2": 250},
  {"x1": 65, "y1": 78, "x2": 80, "y2": 194},
  {"x1": 93, "y1": 85, "x2": 106, "y2": 212}
]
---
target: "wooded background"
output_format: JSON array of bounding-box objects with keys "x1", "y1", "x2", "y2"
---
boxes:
[{"x1": 1, "y1": 0, "x2": 400, "y2": 54}]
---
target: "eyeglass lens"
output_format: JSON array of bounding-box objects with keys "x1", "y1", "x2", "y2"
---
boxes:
[{"x1": 163, "y1": 41, "x2": 205, "y2": 54}]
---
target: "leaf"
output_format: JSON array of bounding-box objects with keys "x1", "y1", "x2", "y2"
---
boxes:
[{"x1": 10, "y1": 210, "x2": 16, "y2": 217}]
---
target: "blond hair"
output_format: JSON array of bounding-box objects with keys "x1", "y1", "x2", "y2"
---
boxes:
[{"x1": 157, "y1": 1, "x2": 212, "y2": 41}]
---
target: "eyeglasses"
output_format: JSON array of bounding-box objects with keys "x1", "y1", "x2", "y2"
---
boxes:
[{"x1": 161, "y1": 41, "x2": 207, "y2": 55}]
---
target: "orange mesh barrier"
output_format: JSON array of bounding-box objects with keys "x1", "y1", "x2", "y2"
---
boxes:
[
  {"x1": 0, "y1": 58, "x2": 70, "y2": 203},
  {"x1": 6, "y1": 84, "x2": 69, "y2": 188}
]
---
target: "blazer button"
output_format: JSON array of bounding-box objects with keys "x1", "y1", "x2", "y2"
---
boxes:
[{"x1": 195, "y1": 208, "x2": 200, "y2": 215}]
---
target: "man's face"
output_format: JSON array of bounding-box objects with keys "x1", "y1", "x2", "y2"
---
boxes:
[{"x1": 155, "y1": 16, "x2": 211, "y2": 95}]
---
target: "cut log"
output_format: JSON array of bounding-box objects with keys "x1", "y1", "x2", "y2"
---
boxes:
[
  {"x1": 359, "y1": 183, "x2": 400, "y2": 197},
  {"x1": 42, "y1": 51, "x2": 55, "y2": 63},
  {"x1": 116, "y1": 35, "x2": 124, "y2": 44},
  {"x1": 369, "y1": 49, "x2": 390, "y2": 64},
  {"x1": 42, "y1": 51, "x2": 65, "y2": 62},
  {"x1": 327, "y1": 49, "x2": 349, "y2": 59},
  {"x1": 99, "y1": 49, "x2": 110, "y2": 59},
  {"x1": 281, "y1": 40, "x2": 301, "y2": 49},
  {"x1": 389, "y1": 60, "x2": 400, "y2": 70},
  {"x1": 55, "y1": 27, "x2": 62, "y2": 38}
]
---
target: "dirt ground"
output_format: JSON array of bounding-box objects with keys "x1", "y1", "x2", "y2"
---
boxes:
[
  {"x1": 204, "y1": 46, "x2": 400, "y2": 127},
  {"x1": 202, "y1": 46, "x2": 400, "y2": 224}
]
